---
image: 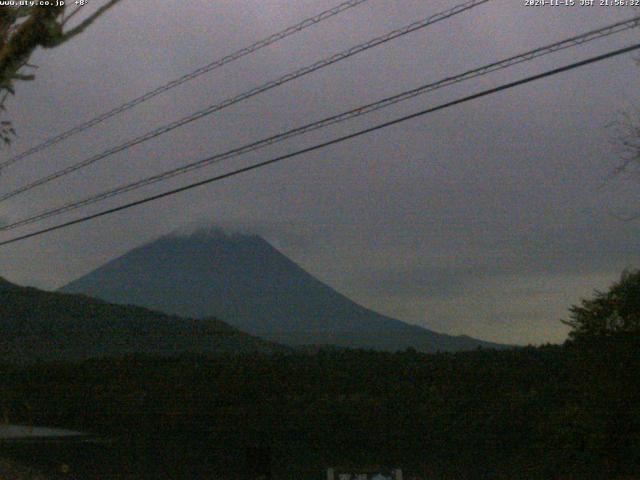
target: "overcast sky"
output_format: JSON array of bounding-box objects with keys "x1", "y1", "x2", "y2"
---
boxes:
[{"x1": 1, "y1": 0, "x2": 639, "y2": 345}]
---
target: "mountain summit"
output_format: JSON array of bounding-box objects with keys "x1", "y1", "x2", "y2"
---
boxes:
[{"x1": 61, "y1": 229, "x2": 504, "y2": 352}]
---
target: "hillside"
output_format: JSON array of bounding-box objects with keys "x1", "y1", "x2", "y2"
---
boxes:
[
  {"x1": 0, "y1": 277, "x2": 285, "y2": 364},
  {"x1": 61, "y1": 229, "x2": 505, "y2": 352}
]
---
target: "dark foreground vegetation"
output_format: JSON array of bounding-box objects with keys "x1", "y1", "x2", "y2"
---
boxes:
[
  {"x1": 1, "y1": 271, "x2": 639, "y2": 479},
  {"x1": 1, "y1": 340, "x2": 638, "y2": 479}
]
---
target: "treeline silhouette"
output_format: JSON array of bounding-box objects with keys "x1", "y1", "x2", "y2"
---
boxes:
[
  {"x1": 1, "y1": 342, "x2": 638, "y2": 478},
  {"x1": 1, "y1": 271, "x2": 639, "y2": 479}
]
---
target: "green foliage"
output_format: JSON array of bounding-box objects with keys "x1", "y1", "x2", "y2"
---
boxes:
[{"x1": 563, "y1": 269, "x2": 640, "y2": 342}]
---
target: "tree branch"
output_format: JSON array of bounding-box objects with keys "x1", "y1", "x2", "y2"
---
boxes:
[
  {"x1": 52, "y1": 0, "x2": 121, "y2": 46},
  {"x1": 10, "y1": 73, "x2": 34, "y2": 81},
  {"x1": 61, "y1": 4, "x2": 85, "y2": 26}
]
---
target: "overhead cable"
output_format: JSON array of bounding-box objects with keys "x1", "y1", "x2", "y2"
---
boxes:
[
  {"x1": 2, "y1": 15, "x2": 638, "y2": 232},
  {"x1": 1, "y1": 42, "x2": 638, "y2": 247},
  {"x1": 0, "y1": 0, "x2": 491, "y2": 202},
  {"x1": 0, "y1": 0, "x2": 374, "y2": 170}
]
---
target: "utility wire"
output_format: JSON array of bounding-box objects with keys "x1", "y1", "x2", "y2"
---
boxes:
[
  {"x1": 0, "y1": 0, "x2": 374, "y2": 171},
  {"x1": 1, "y1": 42, "x2": 638, "y2": 248},
  {"x1": 2, "y1": 16, "x2": 638, "y2": 232},
  {"x1": 0, "y1": 0, "x2": 490, "y2": 203}
]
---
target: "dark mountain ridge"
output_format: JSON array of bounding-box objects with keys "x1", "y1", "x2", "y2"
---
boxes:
[
  {"x1": 0, "y1": 277, "x2": 284, "y2": 364},
  {"x1": 61, "y1": 229, "x2": 506, "y2": 352}
]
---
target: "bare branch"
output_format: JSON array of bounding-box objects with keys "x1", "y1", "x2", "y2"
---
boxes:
[
  {"x1": 607, "y1": 110, "x2": 640, "y2": 177},
  {"x1": 0, "y1": 91, "x2": 8, "y2": 104},
  {"x1": 61, "y1": 4, "x2": 85, "y2": 27},
  {"x1": 10, "y1": 73, "x2": 34, "y2": 81},
  {"x1": 53, "y1": 0, "x2": 121, "y2": 46}
]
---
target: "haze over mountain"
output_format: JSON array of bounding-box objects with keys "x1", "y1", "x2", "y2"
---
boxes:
[
  {"x1": 61, "y1": 228, "x2": 505, "y2": 352},
  {"x1": 0, "y1": 276, "x2": 283, "y2": 364}
]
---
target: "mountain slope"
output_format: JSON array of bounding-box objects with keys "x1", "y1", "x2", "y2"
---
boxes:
[
  {"x1": 0, "y1": 278, "x2": 284, "y2": 364},
  {"x1": 61, "y1": 229, "x2": 505, "y2": 352}
]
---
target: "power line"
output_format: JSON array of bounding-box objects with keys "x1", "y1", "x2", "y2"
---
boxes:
[
  {"x1": 2, "y1": 16, "x2": 638, "y2": 232},
  {"x1": 0, "y1": 0, "x2": 491, "y2": 203},
  {"x1": 0, "y1": 0, "x2": 374, "y2": 171},
  {"x1": 1, "y1": 42, "x2": 638, "y2": 248}
]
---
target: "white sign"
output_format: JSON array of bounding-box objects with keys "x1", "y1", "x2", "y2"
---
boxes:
[{"x1": 327, "y1": 468, "x2": 402, "y2": 480}]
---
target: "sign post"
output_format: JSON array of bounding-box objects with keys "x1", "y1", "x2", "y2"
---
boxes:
[{"x1": 326, "y1": 467, "x2": 403, "y2": 480}]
